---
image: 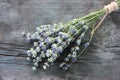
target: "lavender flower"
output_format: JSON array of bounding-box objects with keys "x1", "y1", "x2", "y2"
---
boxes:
[
  {"x1": 71, "y1": 58, "x2": 77, "y2": 63},
  {"x1": 26, "y1": 50, "x2": 31, "y2": 56},
  {"x1": 84, "y1": 42, "x2": 89, "y2": 47},
  {"x1": 55, "y1": 36, "x2": 63, "y2": 44},
  {"x1": 48, "y1": 57, "x2": 54, "y2": 62},
  {"x1": 45, "y1": 37, "x2": 54, "y2": 44},
  {"x1": 68, "y1": 26, "x2": 78, "y2": 35},
  {"x1": 36, "y1": 56, "x2": 42, "y2": 61},
  {"x1": 26, "y1": 57, "x2": 31, "y2": 61},
  {"x1": 43, "y1": 65, "x2": 47, "y2": 70},
  {"x1": 62, "y1": 66, "x2": 68, "y2": 71},
  {"x1": 45, "y1": 49, "x2": 53, "y2": 57},
  {"x1": 34, "y1": 62, "x2": 39, "y2": 67},
  {"x1": 35, "y1": 46, "x2": 40, "y2": 52},
  {"x1": 31, "y1": 50, "x2": 37, "y2": 58},
  {"x1": 23, "y1": 0, "x2": 120, "y2": 71},
  {"x1": 40, "y1": 51, "x2": 46, "y2": 58},
  {"x1": 76, "y1": 39, "x2": 81, "y2": 46},
  {"x1": 33, "y1": 42, "x2": 38, "y2": 47},
  {"x1": 39, "y1": 42, "x2": 44, "y2": 47},
  {"x1": 32, "y1": 66, "x2": 37, "y2": 71}
]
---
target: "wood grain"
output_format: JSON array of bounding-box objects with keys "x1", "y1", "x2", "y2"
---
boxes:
[{"x1": 0, "y1": 0, "x2": 120, "y2": 80}]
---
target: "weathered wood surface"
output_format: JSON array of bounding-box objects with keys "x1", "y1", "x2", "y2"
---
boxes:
[{"x1": 0, "y1": 0, "x2": 120, "y2": 80}]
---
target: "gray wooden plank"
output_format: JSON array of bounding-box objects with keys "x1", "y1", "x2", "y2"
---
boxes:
[{"x1": 0, "y1": 0, "x2": 120, "y2": 80}]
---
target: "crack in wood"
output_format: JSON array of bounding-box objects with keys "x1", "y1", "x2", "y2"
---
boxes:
[
  {"x1": 0, "y1": 53, "x2": 27, "y2": 57},
  {"x1": 0, "y1": 42, "x2": 26, "y2": 47},
  {"x1": 105, "y1": 45, "x2": 120, "y2": 48}
]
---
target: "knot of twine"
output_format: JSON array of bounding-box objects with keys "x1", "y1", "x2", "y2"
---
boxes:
[
  {"x1": 104, "y1": 1, "x2": 119, "y2": 14},
  {"x1": 91, "y1": 0, "x2": 119, "y2": 35}
]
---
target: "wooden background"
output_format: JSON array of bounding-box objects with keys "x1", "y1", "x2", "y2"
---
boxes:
[{"x1": 0, "y1": 0, "x2": 120, "y2": 80}]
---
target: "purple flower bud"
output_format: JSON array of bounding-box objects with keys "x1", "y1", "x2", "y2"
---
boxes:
[
  {"x1": 52, "y1": 53, "x2": 57, "y2": 59},
  {"x1": 70, "y1": 47, "x2": 74, "y2": 52},
  {"x1": 84, "y1": 42, "x2": 89, "y2": 47},
  {"x1": 52, "y1": 43, "x2": 58, "y2": 49},
  {"x1": 33, "y1": 42, "x2": 38, "y2": 47},
  {"x1": 75, "y1": 46, "x2": 80, "y2": 51},
  {"x1": 71, "y1": 29, "x2": 77, "y2": 33},
  {"x1": 67, "y1": 54, "x2": 71, "y2": 58},
  {"x1": 61, "y1": 35, "x2": 68, "y2": 39},
  {"x1": 59, "y1": 62, "x2": 65, "y2": 68},
  {"x1": 77, "y1": 22, "x2": 82, "y2": 26},
  {"x1": 63, "y1": 66, "x2": 68, "y2": 71},
  {"x1": 83, "y1": 25, "x2": 88, "y2": 30},
  {"x1": 45, "y1": 37, "x2": 54, "y2": 44},
  {"x1": 61, "y1": 42, "x2": 67, "y2": 47},
  {"x1": 39, "y1": 42, "x2": 44, "y2": 47},
  {"x1": 56, "y1": 38, "x2": 62, "y2": 44},
  {"x1": 35, "y1": 47, "x2": 40, "y2": 52},
  {"x1": 72, "y1": 58, "x2": 77, "y2": 62},
  {"x1": 66, "y1": 38, "x2": 71, "y2": 45},
  {"x1": 58, "y1": 32, "x2": 62, "y2": 36},
  {"x1": 57, "y1": 46, "x2": 63, "y2": 53},
  {"x1": 52, "y1": 47, "x2": 62, "y2": 54},
  {"x1": 45, "y1": 39, "x2": 49, "y2": 44},
  {"x1": 64, "y1": 58, "x2": 69, "y2": 62},
  {"x1": 27, "y1": 50, "x2": 31, "y2": 56},
  {"x1": 41, "y1": 45, "x2": 46, "y2": 51},
  {"x1": 40, "y1": 32, "x2": 44, "y2": 36},
  {"x1": 26, "y1": 37, "x2": 31, "y2": 43},
  {"x1": 52, "y1": 48, "x2": 56, "y2": 52},
  {"x1": 76, "y1": 39, "x2": 81, "y2": 46}
]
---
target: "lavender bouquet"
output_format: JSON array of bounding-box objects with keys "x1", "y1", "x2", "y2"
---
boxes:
[{"x1": 23, "y1": 0, "x2": 120, "y2": 70}]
